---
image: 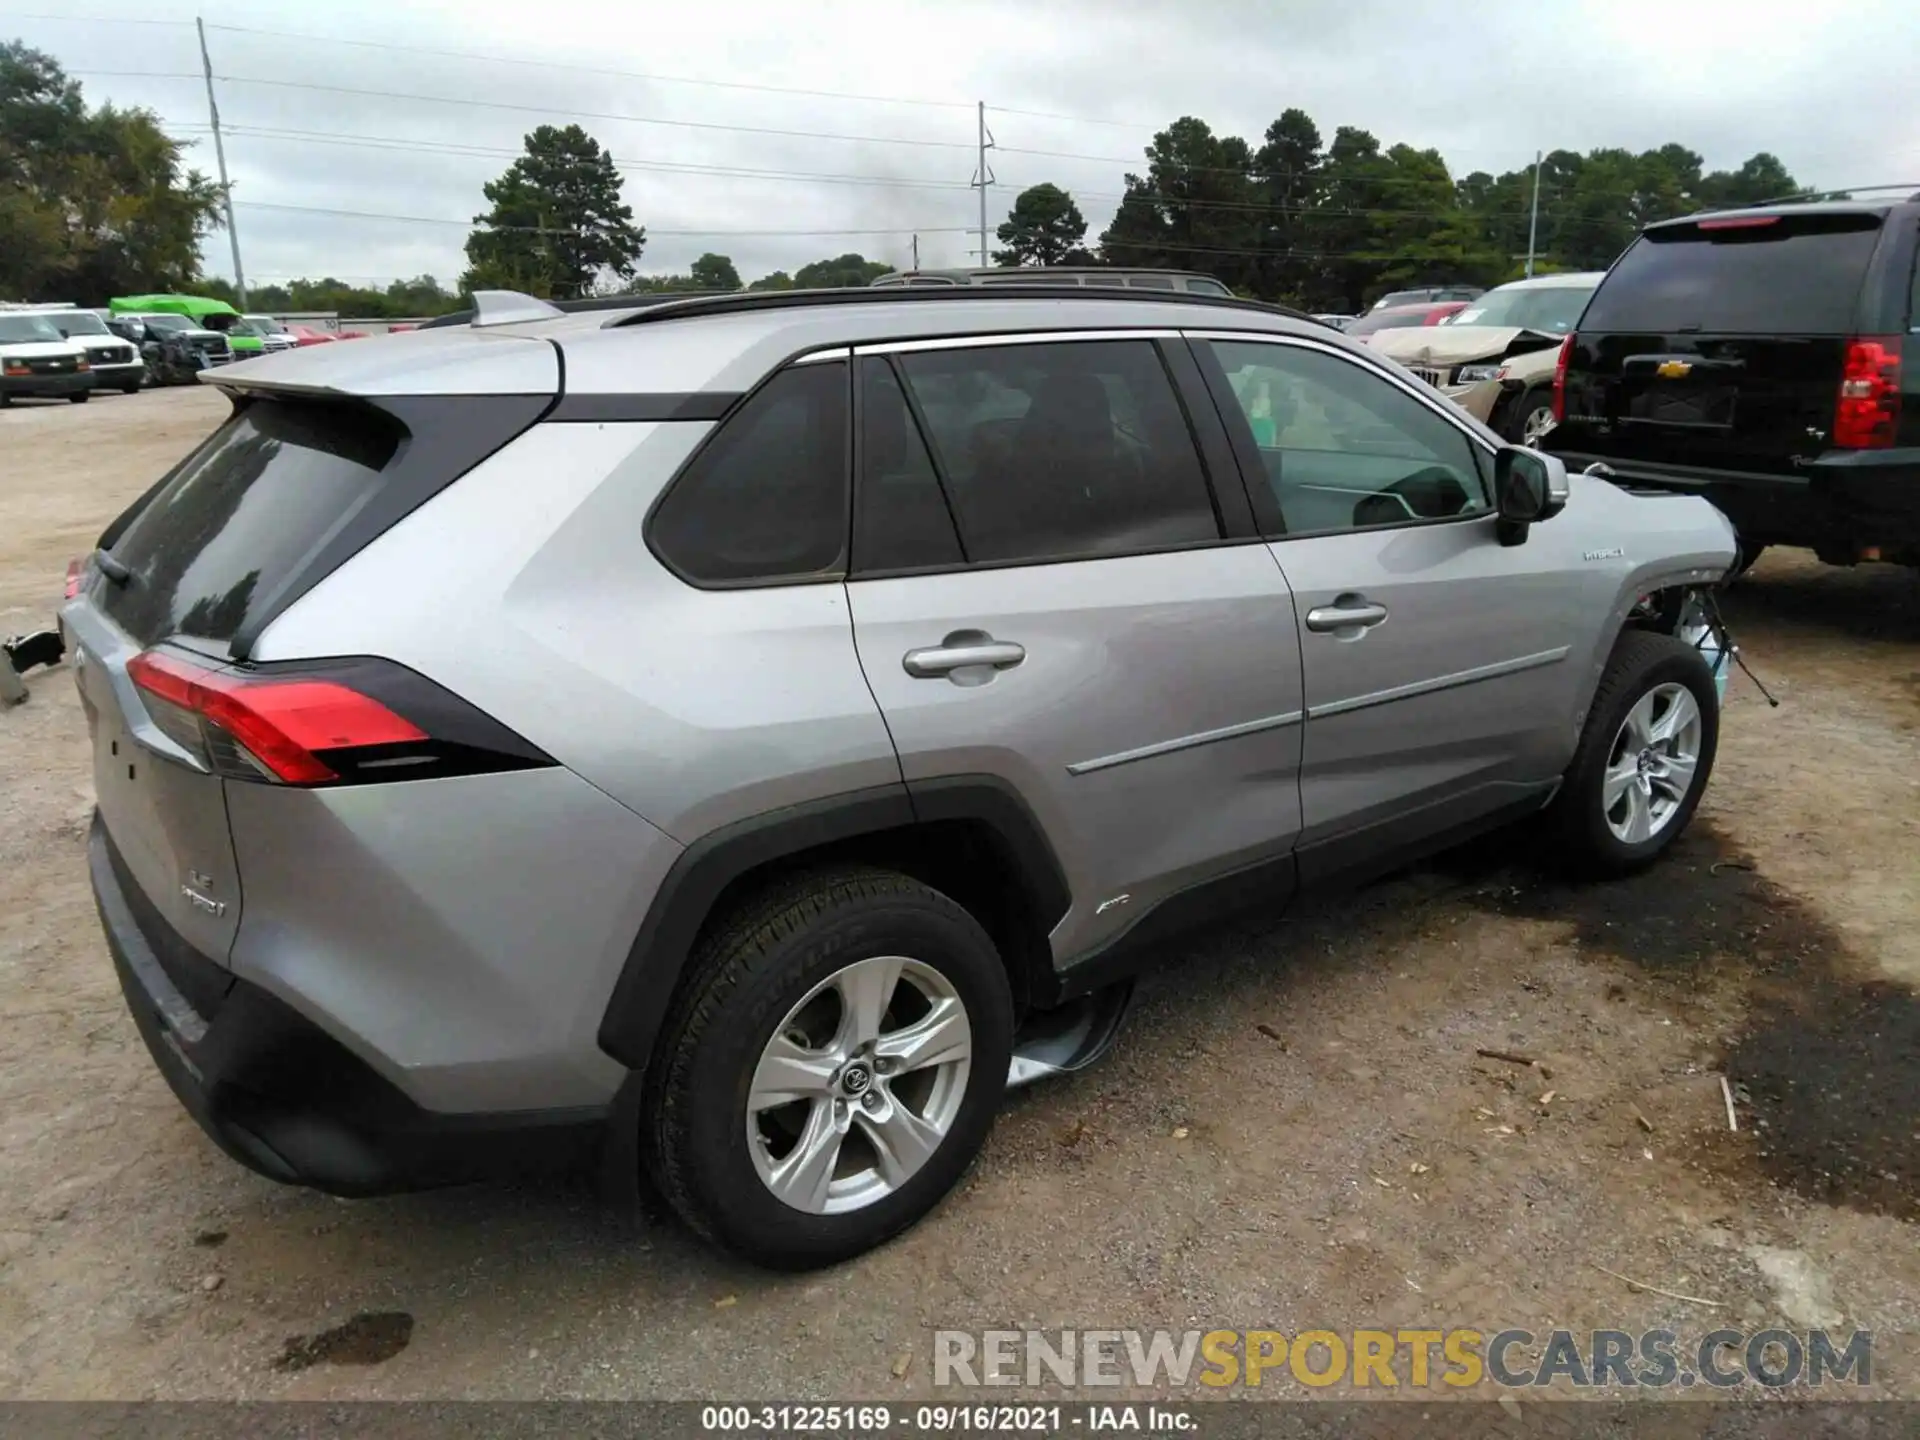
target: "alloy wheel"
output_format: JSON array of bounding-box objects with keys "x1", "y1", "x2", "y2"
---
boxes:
[
  {"x1": 747, "y1": 955, "x2": 973, "y2": 1215},
  {"x1": 1601, "y1": 682, "x2": 1703, "y2": 844}
]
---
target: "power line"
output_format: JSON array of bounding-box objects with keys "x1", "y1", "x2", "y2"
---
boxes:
[
  {"x1": 201, "y1": 21, "x2": 976, "y2": 111},
  {"x1": 233, "y1": 200, "x2": 975, "y2": 238},
  {"x1": 6, "y1": 13, "x2": 191, "y2": 25},
  {"x1": 201, "y1": 73, "x2": 979, "y2": 151},
  {"x1": 221, "y1": 124, "x2": 976, "y2": 191}
]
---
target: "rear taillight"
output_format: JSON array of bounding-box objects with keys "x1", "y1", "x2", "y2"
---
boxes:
[
  {"x1": 64, "y1": 557, "x2": 85, "y2": 600},
  {"x1": 1551, "y1": 334, "x2": 1575, "y2": 422},
  {"x1": 125, "y1": 650, "x2": 551, "y2": 787},
  {"x1": 1834, "y1": 336, "x2": 1902, "y2": 449}
]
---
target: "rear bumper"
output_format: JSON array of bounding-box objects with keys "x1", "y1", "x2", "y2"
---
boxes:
[
  {"x1": 91, "y1": 815, "x2": 606, "y2": 1196},
  {"x1": 1548, "y1": 447, "x2": 1920, "y2": 554},
  {"x1": 1, "y1": 370, "x2": 92, "y2": 397}
]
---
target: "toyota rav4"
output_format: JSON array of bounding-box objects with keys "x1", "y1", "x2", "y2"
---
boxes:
[{"x1": 68, "y1": 286, "x2": 1737, "y2": 1269}]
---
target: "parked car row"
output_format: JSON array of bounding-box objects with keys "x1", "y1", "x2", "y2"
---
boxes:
[
  {"x1": 1367, "y1": 273, "x2": 1602, "y2": 443},
  {"x1": 1364, "y1": 190, "x2": 1920, "y2": 570},
  {"x1": 0, "y1": 295, "x2": 358, "y2": 405}
]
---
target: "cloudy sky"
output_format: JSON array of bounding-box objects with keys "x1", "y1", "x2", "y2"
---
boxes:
[{"x1": 12, "y1": 0, "x2": 1920, "y2": 291}]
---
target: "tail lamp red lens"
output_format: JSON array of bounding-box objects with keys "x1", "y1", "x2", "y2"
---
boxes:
[
  {"x1": 1834, "y1": 336, "x2": 1902, "y2": 449},
  {"x1": 64, "y1": 558, "x2": 85, "y2": 600},
  {"x1": 128, "y1": 650, "x2": 425, "y2": 785},
  {"x1": 1551, "y1": 334, "x2": 1575, "y2": 422}
]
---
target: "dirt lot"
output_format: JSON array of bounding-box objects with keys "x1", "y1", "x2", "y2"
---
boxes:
[{"x1": 2, "y1": 388, "x2": 1916, "y2": 1402}]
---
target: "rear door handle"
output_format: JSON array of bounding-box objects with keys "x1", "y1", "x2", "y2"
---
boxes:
[
  {"x1": 903, "y1": 637, "x2": 1026, "y2": 678},
  {"x1": 1304, "y1": 599, "x2": 1389, "y2": 633}
]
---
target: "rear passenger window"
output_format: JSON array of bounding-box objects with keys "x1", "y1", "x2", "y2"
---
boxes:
[
  {"x1": 894, "y1": 340, "x2": 1219, "y2": 564},
  {"x1": 1127, "y1": 274, "x2": 1176, "y2": 290},
  {"x1": 854, "y1": 358, "x2": 963, "y2": 572},
  {"x1": 649, "y1": 362, "x2": 849, "y2": 584}
]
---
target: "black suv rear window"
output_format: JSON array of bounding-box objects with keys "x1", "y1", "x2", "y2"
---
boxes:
[
  {"x1": 1582, "y1": 212, "x2": 1884, "y2": 335},
  {"x1": 98, "y1": 399, "x2": 402, "y2": 646}
]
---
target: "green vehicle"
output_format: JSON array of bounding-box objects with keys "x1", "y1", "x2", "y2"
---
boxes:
[{"x1": 109, "y1": 294, "x2": 265, "y2": 355}]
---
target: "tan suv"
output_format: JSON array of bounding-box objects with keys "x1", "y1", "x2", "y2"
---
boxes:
[{"x1": 1369, "y1": 273, "x2": 1602, "y2": 442}]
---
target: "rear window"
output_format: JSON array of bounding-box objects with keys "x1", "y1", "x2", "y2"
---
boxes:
[
  {"x1": 1345, "y1": 309, "x2": 1428, "y2": 337},
  {"x1": 98, "y1": 399, "x2": 402, "y2": 646},
  {"x1": 1581, "y1": 212, "x2": 1884, "y2": 334}
]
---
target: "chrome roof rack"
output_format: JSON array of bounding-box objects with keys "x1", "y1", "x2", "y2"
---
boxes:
[{"x1": 468, "y1": 290, "x2": 564, "y2": 328}]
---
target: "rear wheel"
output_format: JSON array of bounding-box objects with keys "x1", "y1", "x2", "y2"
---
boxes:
[
  {"x1": 68, "y1": 391, "x2": 89, "y2": 404},
  {"x1": 122, "y1": 383, "x2": 142, "y2": 396},
  {"x1": 644, "y1": 867, "x2": 1013, "y2": 1269},
  {"x1": 1548, "y1": 631, "x2": 1718, "y2": 876}
]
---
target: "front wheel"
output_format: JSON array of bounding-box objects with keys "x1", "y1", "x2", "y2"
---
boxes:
[
  {"x1": 68, "y1": 391, "x2": 90, "y2": 404},
  {"x1": 1548, "y1": 630, "x2": 1719, "y2": 877},
  {"x1": 122, "y1": 383, "x2": 142, "y2": 396},
  {"x1": 644, "y1": 867, "x2": 1013, "y2": 1269},
  {"x1": 1504, "y1": 389, "x2": 1557, "y2": 446}
]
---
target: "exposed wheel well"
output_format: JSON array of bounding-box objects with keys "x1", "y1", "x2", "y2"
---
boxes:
[{"x1": 694, "y1": 820, "x2": 1052, "y2": 1020}]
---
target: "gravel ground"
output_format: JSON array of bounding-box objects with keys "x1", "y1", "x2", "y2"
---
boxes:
[{"x1": 1, "y1": 387, "x2": 1916, "y2": 1402}]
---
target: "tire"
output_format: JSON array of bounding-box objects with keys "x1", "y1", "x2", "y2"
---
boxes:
[
  {"x1": 122, "y1": 384, "x2": 142, "y2": 396},
  {"x1": 69, "y1": 391, "x2": 89, "y2": 404},
  {"x1": 1504, "y1": 389, "x2": 1556, "y2": 446},
  {"x1": 644, "y1": 866, "x2": 1014, "y2": 1269},
  {"x1": 1548, "y1": 630, "x2": 1719, "y2": 877}
]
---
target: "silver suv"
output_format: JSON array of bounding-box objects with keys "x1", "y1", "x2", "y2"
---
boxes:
[{"x1": 67, "y1": 286, "x2": 1736, "y2": 1269}]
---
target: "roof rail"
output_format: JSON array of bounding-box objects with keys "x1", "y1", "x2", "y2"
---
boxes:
[
  {"x1": 606, "y1": 285, "x2": 1310, "y2": 329},
  {"x1": 1746, "y1": 182, "x2": 1920, "y2": 206},
  {"x1": 417, "y1": 291, "x2": 720, "y2": 331}
]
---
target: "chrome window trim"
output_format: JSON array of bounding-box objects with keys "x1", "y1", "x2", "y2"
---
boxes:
[
  {"x1": 854, "y1": 328, "x2": 1184, "y2": 357},
  {"x1": 1181, "y1": 328, "x2": 1502, "y2": 458},
  {"x1": 790, "y1": 346, "x2": 851, "y2": 365}
]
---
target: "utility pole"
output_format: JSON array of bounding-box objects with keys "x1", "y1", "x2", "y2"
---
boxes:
[
  {"x1": 1525, "y1": 149, "x2": 1542, "y2": 279},
  {"x1": 196, "y1": 18, "x2": 247, "y2": 307},
  {"x1": 911, "y1": 234, "x2": 919, "y2": 272},
  {"x1": 971, "y1": 102, "x2": 995, "y2": 264}
]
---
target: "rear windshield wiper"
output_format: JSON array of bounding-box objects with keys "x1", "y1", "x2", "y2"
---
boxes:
[{"x1": 94, "y1": 549, "x2": 133, "y2": 586}]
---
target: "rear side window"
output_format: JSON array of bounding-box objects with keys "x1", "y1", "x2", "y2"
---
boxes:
[
  {"x1": 1127, "y1": 274, "x2": 1176, "y2": 290},
  {"x1": 893, "y1": 339, "x2": 1219, "y2": 564},
  {"x1": 1185, "y1": 277, "x2": 1232, "y2": 296},
  {"x1": 1583, "y1": 213, "x2": 1884, "y2": 334},
  {"x1": 99, "y1": 399, "x2": 402, "y2": 646},
  {"x1": 649, "y1": 361, "x2": 850, "y2": 585}
]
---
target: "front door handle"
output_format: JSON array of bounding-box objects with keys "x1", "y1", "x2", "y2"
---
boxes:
[
  {"x1": 1304, "y1": 598, "x2": 1390, "y2": 634},
  {"x1": 903, "y1": 635, "x2": 1026, "y2": 679}
]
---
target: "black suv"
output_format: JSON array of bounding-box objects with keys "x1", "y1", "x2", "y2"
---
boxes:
[{"x1": 1544, "y1": 192, "x2": 1919, "y2": 569}]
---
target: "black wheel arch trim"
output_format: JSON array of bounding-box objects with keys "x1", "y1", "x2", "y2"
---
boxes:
[{"x1": 595, "y1": 776, "x2": 1072, "y2": 1071}]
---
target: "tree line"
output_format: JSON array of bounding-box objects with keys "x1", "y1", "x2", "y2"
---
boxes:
[
  {"x1": 1081, "y1": 111, "x2": 1803, "y2": 310},
  {"x1": 6, "y1": 37, "x2": 1818, "y2": 315}
]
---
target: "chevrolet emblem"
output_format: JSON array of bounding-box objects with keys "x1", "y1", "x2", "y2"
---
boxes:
[{"x1": 1656, "y1": 359, "x2": 1693, "y2": 378}]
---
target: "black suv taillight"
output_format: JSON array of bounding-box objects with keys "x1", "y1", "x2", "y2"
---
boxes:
[
  {"x1": 1834, "y1": 336, "x2": 1901, "y2": 449},
  {"x1": 127, "y1": 650, "x2": 552, "y2": 786},
  {"x1": 1551, "y1": 334, "x2": 1575, "y2": 422}
]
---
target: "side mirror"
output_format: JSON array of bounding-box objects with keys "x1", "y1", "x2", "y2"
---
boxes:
[{"x1": 1493, "y1": 446, "x2": 1570, "y2": 545}]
